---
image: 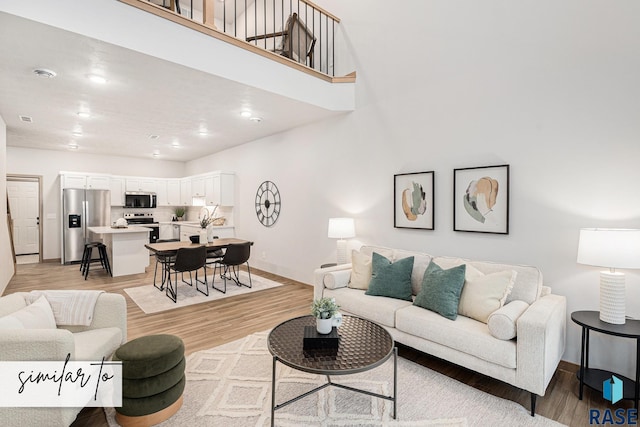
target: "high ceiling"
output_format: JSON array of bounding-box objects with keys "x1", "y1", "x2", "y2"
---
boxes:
[{"x1": 0, "y1": 10, "x2": 343, "y2": 162}]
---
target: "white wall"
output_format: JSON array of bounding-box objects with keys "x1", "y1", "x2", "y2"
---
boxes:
[
  {"x1": 0, "y1": 115, "x2": 15, "y2": 295},
  {"x1": 186, "y1": 0, "x2": 640, "y2": 377},
  {"x1": 6, "y1": 147, "x2": 184, "y2": 260}
]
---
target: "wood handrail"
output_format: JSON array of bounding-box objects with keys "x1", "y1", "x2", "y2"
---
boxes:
[
  {"x1": 118, "y1": 0, "x2": 355, "y2": 84},
  {"x1": 297, "y1": 0, "x2": 340, "y2": 23}
]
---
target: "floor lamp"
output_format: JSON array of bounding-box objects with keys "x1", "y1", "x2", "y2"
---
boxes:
[
  {"x1": 577, "y1": 228, "x2": 640, "y2": 324},
  {"x1": 328, "y1": 218, "x2": 355, "y2": 265}
]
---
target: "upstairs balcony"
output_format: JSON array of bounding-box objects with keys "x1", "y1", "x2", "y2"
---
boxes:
[{"x1": 123, "y1": 0, "x2": 355, "y2": 82}]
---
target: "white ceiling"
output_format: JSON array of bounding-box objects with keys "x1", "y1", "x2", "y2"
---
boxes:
[{"x1": 0, "y1": 10, "x2": 343, "y2": 162}]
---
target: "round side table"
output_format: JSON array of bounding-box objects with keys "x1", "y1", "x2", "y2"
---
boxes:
[{"x1": 571, "y1": 310, "x2": 640, "y2": 408}]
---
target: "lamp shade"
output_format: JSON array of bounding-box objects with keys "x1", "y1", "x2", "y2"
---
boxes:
[
  {"x1": 328, "y1": 218, "x2": 355, "y2": 239},
  {"x1": 577, "y1": 228, "x2": 640, "y2": 269}
]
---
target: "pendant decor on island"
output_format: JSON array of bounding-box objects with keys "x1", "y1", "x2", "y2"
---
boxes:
[{"x1": 255, "y1": 180, "x2": 281, "y2": 227}]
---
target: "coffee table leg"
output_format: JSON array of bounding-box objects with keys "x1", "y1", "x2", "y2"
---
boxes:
[
  {"x1": 271, "y1": 355, "x2": 277, "y2": 427},
  {"x1": 393, "y1": 346, "x2": 398, "y2": 419}
]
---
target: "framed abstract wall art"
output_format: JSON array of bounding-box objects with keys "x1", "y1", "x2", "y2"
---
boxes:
[
  {"x1": 394, "y1": 171, "x2": 434, "y2": 230},
  {"x1": 453, "y1": 164, "x2": 509, "y2": 234}
]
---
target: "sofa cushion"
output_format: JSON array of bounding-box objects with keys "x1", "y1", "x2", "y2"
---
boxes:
[
  {"x1": 396, "y1": 305, "x2": 517, "y2": 369},
  {"x1": 323, "y1": 270, "x2": 351, "y2": 290},
  {"x1": 435, "y1": 256, "x2": 543, "y2": 305},
  {"x1": 393, "y1": 249, "x2": 432, "y2": 295},
  {"x1": 74, "y1": 327, "x2": 123, "y2": 360},
  {"x1": 365, "y1": 252, "x2": 414, "y2": 301},
  {"x1": 458, "y1": 270, "x2": 517, "y2": 323},
  {"x1": 348, "y1": 250, "x2": 372, "y2": 289},
  {"x1": 0, "y1": 295, "x2": 56, "y2": 329},
  {"x1": 487, "y1": 300, "x2": 530, "y2": 340},
  {"x1": 324, "y1": 287, "x2": 412, "y2": 328},
  {"x1": 413, "y1": 262, "x2": 466, "y2": 320},
  {"x1": 0, "y1": 293, "x2": 28, "y2": 317}
]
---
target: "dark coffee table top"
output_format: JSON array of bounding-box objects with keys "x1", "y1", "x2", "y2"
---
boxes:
[{"x1": 268, "y1": 315, "x2": 394, "y2": 375}]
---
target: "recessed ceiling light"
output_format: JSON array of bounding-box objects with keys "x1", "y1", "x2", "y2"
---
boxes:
[
  {"x1": 72, "y1": 131, "x2": 83, "y2": 137},
  {"x1": 87, "y1": 74, "x2": 107, "y2": 84},
  {"x1": 249, "y1": 116, "x2": 263, "y2": 123},
  {"x1": 171, "y1": 141, "x2": 180, "y2": 148},
  {"x1": 240, "y1": 111, "x2": 252, "y2": 118},
  {"x1": 77, "y1": 111, "x2": 91, "y2": 118},
  {"x1": 33, "y1": 68, "x2": 56, "y2": 78},
  {"x1": 198, "y1": 130, "x2": 208, "y2": 136},
  {"x1": 68, "y1": 143, "x2": 78, "y2": 150},
  {"x1": 152, "y1": 152, "x2": 160, "y2": 158}
]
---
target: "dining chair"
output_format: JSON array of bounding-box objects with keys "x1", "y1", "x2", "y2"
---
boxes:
[
  {"x1": 210, "y1": 242, "x2": 253, "y2": 294},
  {"x1": 166, "y1": 246, "x2": 207, "y2": 303},
  {"x1": 246, "y1": 13, "x2": 316, "y2": 68}
]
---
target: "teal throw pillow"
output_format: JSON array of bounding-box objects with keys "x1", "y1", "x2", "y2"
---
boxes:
[
  {"x1": 414, "y1": 261, "x2": 466, "y2": 320},
  {"x1": 365, "y1": 252, "x2": 414, "y2": 301}
]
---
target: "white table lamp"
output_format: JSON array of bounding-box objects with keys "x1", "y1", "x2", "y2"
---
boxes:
[
  {"x1": 577, "y1": 228, "x2": 640, "y2": 324},
  {"x1": 328, "y1": 218, "x2": 355, "y2": 265}
]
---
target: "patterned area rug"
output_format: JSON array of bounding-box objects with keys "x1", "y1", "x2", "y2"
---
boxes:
[
  {"x1": 106, "y1": 331, "x2": 566, "y2": 427},
  {"x1": 124, "y1": 272, "x2": 282, "y2": 314}
]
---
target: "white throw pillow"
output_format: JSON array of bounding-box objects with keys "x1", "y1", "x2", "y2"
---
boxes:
[
  {"x1": 0, "y1": 295, "x2": 57, "y2": 329},
  {"x1": 323, "y1": 270, "x2": 351, "y2": 290},
  {"x1": 458, "y1": 270, "x2": 517, "y2": 323},
  {"x1": 348, "y1": 250, "x2": 373, "y2": 289},
  {"x1": 487, "y1": 300, "x2": 530, "y2": 340}
]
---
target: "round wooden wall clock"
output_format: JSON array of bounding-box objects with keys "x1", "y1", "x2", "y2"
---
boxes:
[{"x1": 255, "y1": 181, "x2": 281, "y2": 227}]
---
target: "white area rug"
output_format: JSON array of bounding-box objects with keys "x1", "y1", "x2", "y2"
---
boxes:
[
  {"x1": 124, "y1": 272, "x2": 282, "y2": 314},
  {"x1": 106, "y1": 331, "x2": 566, "y2": 427}
]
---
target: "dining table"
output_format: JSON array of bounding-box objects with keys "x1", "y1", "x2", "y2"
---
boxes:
[
  {"x1": 145, "y1": 238, "x2": 253, "y2": 289},
  {"x1": 145, "y1": 238, "x2": 252, "y2": 256}
]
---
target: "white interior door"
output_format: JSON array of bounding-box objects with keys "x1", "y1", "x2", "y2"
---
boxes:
[{"x1": 7, "y1": 180, "x2": 40, "y2": 255}]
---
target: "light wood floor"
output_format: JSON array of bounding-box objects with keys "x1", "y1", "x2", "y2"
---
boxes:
[{"x1": 4, "y1": 258, "x2": 629, "y2": 426}]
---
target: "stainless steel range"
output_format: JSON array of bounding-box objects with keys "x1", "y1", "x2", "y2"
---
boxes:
[{"x1": 124, "y1": 213, "x2": 159, "y2": 243}]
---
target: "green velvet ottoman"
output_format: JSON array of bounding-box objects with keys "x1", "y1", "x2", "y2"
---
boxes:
[{"x1": 113, "y1": 334, "x2": 185, "y2": 426}]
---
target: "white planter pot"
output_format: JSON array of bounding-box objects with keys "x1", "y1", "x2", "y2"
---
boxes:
[
  {"x1": 316, "y1": 318, "x2": 333, "y2": 334},
  {"x1": 316, "y1": 313, "x2": 342, "y2": 334}
]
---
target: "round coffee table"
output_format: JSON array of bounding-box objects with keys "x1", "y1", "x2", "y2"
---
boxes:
[{"x1": 267, "y1": 315, "x2": 397, "y2": 426}]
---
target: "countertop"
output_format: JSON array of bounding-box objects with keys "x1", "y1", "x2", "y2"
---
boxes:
[
  {"x1": 88, "y1": 225, "x2": 154, "y2": 234},
  {"x1": 157, "y1": 221, "x2": 233, "y2": 228}
]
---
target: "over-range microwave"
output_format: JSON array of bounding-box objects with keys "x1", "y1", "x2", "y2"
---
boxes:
[{"x1": 124, "y1": 192, "x2": 157, "y2": 208}]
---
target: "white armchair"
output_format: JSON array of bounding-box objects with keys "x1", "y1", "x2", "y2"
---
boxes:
[{"x1": 0, "y1": 291, "x2": 127, "y2": 427}]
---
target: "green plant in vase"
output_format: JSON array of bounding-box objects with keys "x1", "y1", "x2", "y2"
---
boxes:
[
  {"x1": 311, "y1": 297, "x2": 342, "y2": 334},
  {"x1": 174, "y1": 206, "x2": 186, "y2": 221}
]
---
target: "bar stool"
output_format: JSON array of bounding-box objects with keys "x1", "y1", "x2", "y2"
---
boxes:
[{"x1": 80, "y1": 242, "x2": 112, "y2": 279}]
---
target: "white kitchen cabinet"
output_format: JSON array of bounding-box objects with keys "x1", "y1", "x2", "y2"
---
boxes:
[
  {"x1": 191, "y1": 176, "x2": 206, "y2": 197},
  {"x1": 86, "y1": 175, "x2": 110, "y2": 190},
  {"x1": 205, "y1": 172, "x2": 235, "y2": 206},
  {"x1": 159, "y1": 223, "x2": 180, "y2": 240},
  {"x1": 109, "y1": 177, "x2": 125, "y2": 206},
  {"x1": 166, "y1": 180, "x2": 181, "y2": 206},
  {"x1": 180, "y1": 178, "x2": 192, "y2": 205},
  {"x1": 155, "y1": 179, "x2": 168, "y2": 205},
  {"x1": 61, "y1": 173, "x2": 110, "y2": 190},
  {"x1": 126, "y1": 178, "x2": 157, "y2": 193},
  {"x1": 61, "y1": 174, "x2": 87, "y2": 189}
]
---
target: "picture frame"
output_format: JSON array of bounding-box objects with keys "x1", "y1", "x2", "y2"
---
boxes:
[
  {"x1": 394, "y1": 171, "x2": 434, "y2": 230},
  {"x1": 453, "y1": 164, "x2": 509, "y2": 234}
]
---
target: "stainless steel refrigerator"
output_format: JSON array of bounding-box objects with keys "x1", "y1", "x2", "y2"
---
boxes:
[{"x1": 62, "y1": 188, "x2": 111, "y2": 264}]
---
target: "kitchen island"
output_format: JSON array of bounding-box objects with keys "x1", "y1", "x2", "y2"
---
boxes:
[{"x1": 88, "y1": 226, "x2": 151, "y2": 277}]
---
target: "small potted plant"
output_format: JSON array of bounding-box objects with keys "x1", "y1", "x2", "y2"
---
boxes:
[
  {"x1": 174, "y1": 206, "x2": 186, "y2": 221},
  {"x1": 311, "y1": 297, "x2": 342, "y2": 334}
]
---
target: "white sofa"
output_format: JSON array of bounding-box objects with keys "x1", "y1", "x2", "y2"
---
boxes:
[
  {"x1": 314, "y1": 245, "x2": 566, "y2": 415},
  {"x1": 0, "y1": 291, "x2": 127, "y2": 427}
]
